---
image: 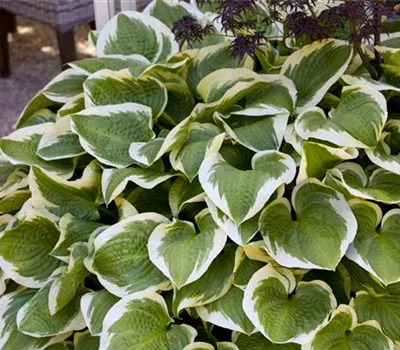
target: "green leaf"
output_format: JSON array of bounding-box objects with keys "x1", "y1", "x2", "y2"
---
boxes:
[
  {"x1": 99, "y1": 291, "x2": 196, "y2": 350},
  {"x1": 173, "y1": 244, "x2": 237, "y2": 315},
  {"x1": 0, "y1": 124, "x2": 76, "y2": 178},
  {"x1": 0, "y1": 289, "x2": 69, "y2": 350},
  {"x1": 295, "y1": 85, "x2": 387, "y2": 148},
  {"x1": 353, "y1": 289, "x2": 400, "y2": 341},
  {"x1": 16, "y1": 283, "x2": 86, "y2": 337},
  {"x1": 96, "y1": 11, "x2": 178, "y2": 63},
  {"x1": 170, "y1": 123, "x2": 222, "y2": 181},
  {"x1": 48, "y1": 243, "x2": 90, "y2": 314},
  {"x1": 183, "y1": 343, "x2": 214, "y2": 350},
  {"x1": 70, "y1": 54, "x2": 150, "y2": 76},
  {"x1": 148, "y1": 209, "x2": 227, "y2": 288},
  {"x1": 0, "y1": 212, "x2": 62, "y2": 288},
  {"x1": 243, "y1": 264, "x2": 336, "y2": 344},
  {"x1": 80, "y1": 289, "x2": 119, "y2": 336},
  {"x1": 88, "y1": 213, "x2": 170, "y2": 297},
  {"x1": 83, "y1": 69, "x2": 167, "y2": 119},
  {"x1": 327, "y1": 162, "x2": 400, "y2": 204},
  {"x1": 57, "y1": 94, "x2": 85, "y2": 118},
  {"x1": 197, "y1": 286, "x2": 254, "y2": 334},
  {"x1": 199, "y1": 145, "x2": 296, "y2": 225},
  {"x1": 346, "y1": 199, "x2": 400, "y2": 285},
  {"x1": 297, "y1": 141, "x2": 358, "y2": 183},
  {"x1": 144, "y1": 0, "x2": 203, "y2": 28},
  {"x1": 37, "y1": 117, "x2": 85, "y2": 161},
  {"x1": 281, "y1": 39, "x2": 353, "y2": 110},
  {"x1": 52, "y1": 214, "x2": 104, "y2": 260},
  {"x1": 304, "y1": 304, "x2": 393, "y2": 350},
  {"x1": 29, "y1": 161, "x2": 102, "y2": 221},
  {"x1": 71, "y1": 103, "x2": 155, "y2": 167},
  {"x1": 0, "y1": 190, "x2": 30, "y2": 214},
  {"x1": 42, "y1": 69, "x2": 86, "y2": 103},
  {"x1": 259, "y1": 179, "x2": 357, "y2": 270},
  {"x1": 102, "y1": 162, "x2": 176, "y2": 205},
  {"x1": 233, "y1": 333, "x2": 300, "y2": 350},
  {"x1": 169, "y1": 177, "x2": 205, "y2": 217},
  {"x1": 74, "y1": 332, "x2": 100, "y2": 350}
]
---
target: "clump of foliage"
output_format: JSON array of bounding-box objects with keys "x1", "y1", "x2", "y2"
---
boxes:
[{"x1": 0, "y1": 0, "x2": 400, "y2": 349}]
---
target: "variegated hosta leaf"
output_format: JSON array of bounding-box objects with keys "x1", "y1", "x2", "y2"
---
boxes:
[
  {"x1": 206, "y1": 196, "x2": 260, "y2": 246},
  {"x1": 183, "y1": 343, "x2": 215, "y2": 350},
  {"x1": 0, "y1": 124, "x2": 76, "y2": 178},
  {"x1": 129, "y1": 115, "x2": 193, "y2": 166},
  {"x1": 216, "y1": 113, "x2": 289, "y2": 152},
  {"x1": 243, "y1": 264, "x2": 337, "y2": 344},
  {"x1": 51, "y1": 214, "x2": 105, "y2": 260},
  {"x1": 16, "y1": 283, "x2": 86, "y2": 337},
  {"x1": 0, "y1": 190, "x2": 30, "y2": 214},
  {"x1": 0, "y1": 212, "x2": 62, "y2": 288},
  {"x1": 70, "y1": 54, "x2": 150, "y2": 76},
  {"x1": 37, "y1": 117, "x2": 85, "y2": 161},
  {"x1": 233, "y1": 332, "x2": 301, "y2": 350},
  {"x1": 144, "y1": 0, "x2": 203, "y2": 28},
  {"x1": 88, "y1": 213, "x2": 170, "y2": 297},
  {"x1": 0, "y1": 268, "x2": 7, "y2": 296},
  {"x1": 295, "y1": 85, "x2": 387, "y2": 148},
  {"x1": 102, "y1": 162, "x2": 177, "y2": 205},
  {"x1": 187, "y1": 43, "x2": 254, "y2": 95},
  {"x1": 259, "y1": 179, "x2": 357, "y2": 270},
  {"x1": 199, "y1": 148, "x2": 296, "y2": 225},
  {"x1": 170, "y1": 123, "x2": 222, "y2": 181},
  {"x1": 366, "y1": 120, "x2": 400, "y2": 175},
  {"x1": 115, "y1": 197, "x2": 138, "y2": 220},
  {"x1": 0, "y1": 289, "x2": 70, "y2": 350},
  {"x1": 197, "y1": 286, "x2": 255, "y2": 334},
  {"x1": 352, "y1": 289, "x2": 400, "y2": 341},
  {"x1": 83, "y1": 69, "x2": 167, "y2": 119},
  {"x1": 99, "y1": 291, "x2": 196, "y2": 350},
  {"x1": 173, "y1": 244, "x2": 237, "y2": 315},
  {"x1": 346, "y1": 199, "x2": 400, "y2": 285},
  {"x1": 96, "y1": 11, "x2": 178, "y2": 62},
  {"x1": 57, "y1": 94, "x2": 85, "y2": 118},
  {"x1": 169, "y1": 177, "x2": 205, "y2": 217},
  {"x1": 281, "y1": 39, "x2": 353, "y2": 110},
  {"x1": 297, "y1": 141, "x2": 358, "y2": 184},
  {"x1": 19, "y1": 109, "x2": 56, "y2": 128},
  {"x1": 304, "y1": 304, "x2": 393, "y2": 350},
  {"x1": 49, "y1": 243, "x2": 90, "y2": 315},
  {"x1": 71, "y1": 103, "x2": 155, "y2": 168},
  {"x1": 234, "y1": 248, "x2": 265, "y2": 289},
  {"x1": 327, "y1": 163, "x2": 400, "y2": 204},
  {"x1": 148, "y1": 209, "x2": 227, "y2": 288},
  {"x1": 29, "y1": 161, "x2": 102, "y2": 221},
  {"x1": 42, "y1": 69, "x2": 86, "y2": 103},
  {"x1": 80, "y1": 289, "x2": 119, "y2": 336},
  {"x1": 14, "y1": 92, "x2": 59, "y2": 129}
]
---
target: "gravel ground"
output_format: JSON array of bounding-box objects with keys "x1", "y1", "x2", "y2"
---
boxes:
[{"x1": 0, "y1": 16, "x2": 94, "y2": 137}]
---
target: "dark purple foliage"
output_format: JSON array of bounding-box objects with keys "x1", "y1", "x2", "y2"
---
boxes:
[
  {"x1": 229, "y1": 32, "x2": 266, "y2": 61},
  {"x1": 172, "y1": 16, "x2": 215, "y2": 47}
]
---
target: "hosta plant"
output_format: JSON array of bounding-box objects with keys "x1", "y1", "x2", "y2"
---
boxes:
[{"x1": 1, "y1": 0, "x2": 400, "y2": 349}]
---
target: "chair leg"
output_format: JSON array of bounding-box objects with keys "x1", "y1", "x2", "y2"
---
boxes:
[
  {"x1": 0, "y1": 9, "x2": 11, "y2": 77},
  {"x1": 8, "y1": 14, "x2": 17, "y2": 33},
  {"x1": 56, "y1": 29, "x2": 76, "y2": 69}
]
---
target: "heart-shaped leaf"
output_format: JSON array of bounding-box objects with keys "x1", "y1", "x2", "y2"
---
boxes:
[
  {"x1": 304, "y1": 304, "x2": 393, "y2": 350},
  {"x1": 88, "y1": 212, "x2": 170, "y2": 297},
  {"x1": 281, "y1": 39, "x2": 353, "y2": 110},
  {"x1": 295, "y1": 85, "x2": 387, "y2": 148},
  {"x1": 346, "y1": 199, "x2": 400, "y2": 285},
  {"x1": 71, "y1": 103, "x2": 155, "y2": 168},
  {"x1": 243, "y1": 264, "x2": 336, "y2": 344},
  {"x1": 99, "y1": 291, "x2": 196, "y2": 350},
  {"x1": 96, "y1": 11, "x2": 178, "y2": 62},
  {"x1": 327, "y1": 162, "x2": 400, "y2": 204},
  {"x1": 148, "y1": 209, "x2": 227, "y2": 288},
  {"x1": 259, "y1": 179, "x2": 357, "y2": 270},
  {"x1": 199, "y1": 147, "x2": 296, "y2": 225},
  {"x1": 83, "y1": 69, "x2": 167, "y2": 119}
]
